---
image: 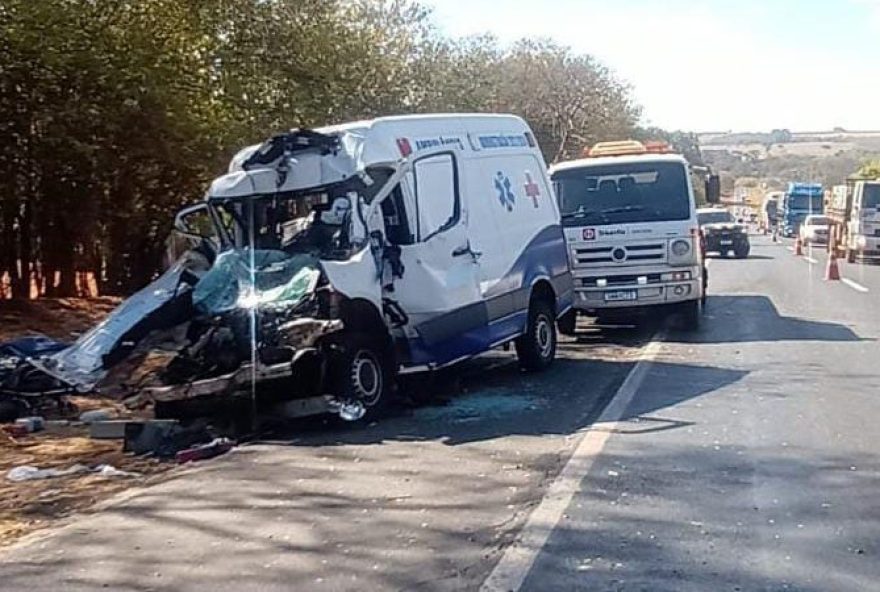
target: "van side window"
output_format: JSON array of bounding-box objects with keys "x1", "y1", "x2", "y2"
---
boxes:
[
  {"x1": 413, "y1": 153, "x2": 459, "y2": 241},
  {"x1": 381, "y1": 185, "x2": 414, "y2": 245}
]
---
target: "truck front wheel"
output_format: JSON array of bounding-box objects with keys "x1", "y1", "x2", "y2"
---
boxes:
[{"x1": 680, "y1": 300, "x2": 701, "y2": 331}]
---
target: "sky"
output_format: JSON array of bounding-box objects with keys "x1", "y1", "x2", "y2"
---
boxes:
[{"x1": 427, "y1": 0, "x2": 880, "y2": 132}]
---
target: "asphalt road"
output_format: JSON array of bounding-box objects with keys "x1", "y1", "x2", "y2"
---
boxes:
[{"x1": 1, "y1": 234, "x2": 878, "y2": 591}]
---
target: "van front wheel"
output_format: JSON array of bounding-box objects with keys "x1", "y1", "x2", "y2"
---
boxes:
[{"x1": 516, "y1": 299, "x2": 557, "y2": 371}]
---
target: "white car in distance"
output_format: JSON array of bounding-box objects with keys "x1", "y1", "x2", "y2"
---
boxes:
[{"x1": 800, "y1": 214, "x2": 831, "y2": 246}]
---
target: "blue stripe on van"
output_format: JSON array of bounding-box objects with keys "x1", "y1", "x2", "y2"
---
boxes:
[{"x1": 405, "y1": 224, "x2": 572, "y2": 367}]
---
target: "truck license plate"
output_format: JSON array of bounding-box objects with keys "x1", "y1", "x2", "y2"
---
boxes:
[
  {"x1": 720, "y1": 239, "x2": 733, "y2": 245},
  {"x1": 604, "y1": 290, "x2": 638, "y2": 302}
]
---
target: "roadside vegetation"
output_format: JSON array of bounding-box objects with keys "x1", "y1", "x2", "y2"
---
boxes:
[{"x1": 0, "y1": 0, "x2": 645, "y2": 299}]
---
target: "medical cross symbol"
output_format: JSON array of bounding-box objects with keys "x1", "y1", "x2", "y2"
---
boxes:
[
  {"x1": 494, "y1": 172, "x2": 516, "y2": 211},
  {"x1": 523, "y1": 172, "x2": 540, "y2": 208}
]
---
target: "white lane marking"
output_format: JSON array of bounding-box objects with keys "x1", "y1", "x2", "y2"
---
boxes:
[
  {"x1": 479, "y1": 337, "x2": 664, "y2": 592},
  {"x1": 804, "y1": 256, "x2": 818, "y2": 264},
  {"x1": 786, "y1": 246, "x2": 794, "y2": 252},
  {"x1": 841, "y1": 278, "x2": 869, "y2": 293}
]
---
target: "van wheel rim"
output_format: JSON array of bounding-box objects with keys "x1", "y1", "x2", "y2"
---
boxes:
[
  {"x1": 352, "y1": 352, "x2": 382, "y2": 407},
  {"x1": 536, "y1": 315, "x2": 553, "y2": 359}
]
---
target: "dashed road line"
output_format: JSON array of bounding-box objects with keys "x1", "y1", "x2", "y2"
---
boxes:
[
  {"x1": 804, "y1": 256, "x2": 818, "y2": 264},
  {"x1": 841, "y1": 278, "x2": 869, "y2": 293},
  {"x1": 479, "y1": 336, "x2": 664, "y2": 592}
]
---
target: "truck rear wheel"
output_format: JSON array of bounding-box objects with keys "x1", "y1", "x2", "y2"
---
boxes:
[{"x1": 516, "y1": 298, "x2": 557, "y2": 371}]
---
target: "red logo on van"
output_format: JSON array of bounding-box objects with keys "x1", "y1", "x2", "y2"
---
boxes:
[{"x1": 583, "y1": 228, "x2": 596, "y2": 240}]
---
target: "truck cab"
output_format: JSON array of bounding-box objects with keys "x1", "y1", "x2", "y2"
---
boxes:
[
  {"x1": 550, "y1": 141, "x2": 705, "y2": 330},
  {"x1": 781, "y1": 183, "x2": 823, "y2": 238},
  {"x1": 829, "y1": 180, "x2": 880, "y2": 262}
]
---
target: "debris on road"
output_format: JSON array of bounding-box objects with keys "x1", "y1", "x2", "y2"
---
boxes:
[{"x1": 174, "y1": 437, "x2": 234, "y2": 464}]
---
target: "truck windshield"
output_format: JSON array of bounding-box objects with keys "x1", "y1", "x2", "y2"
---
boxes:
[
  {"x1": 864, "y1": 185, "x2": 880, "y2": 209},
  {"x1": 787, "y1": 195, "x2": 823, "y2": 211},
  {"x1": 554, "y1": 161, "x2": 690, "y2": 225}
]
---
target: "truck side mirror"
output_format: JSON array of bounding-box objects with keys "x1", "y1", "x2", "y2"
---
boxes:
[{"x1": 705, "y1": 175, "x2": 721, "y2": 204}]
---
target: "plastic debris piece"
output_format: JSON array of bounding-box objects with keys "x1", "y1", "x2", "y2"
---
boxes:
[
  {"x1": 6, "y1": 464, "x2": 90, "y2": 482},
  {"x1": 337, "y1": 401, "x2": 366, "y2": 422},
  {"x1": 6, "y1": 463, "x2": 141, "y2": 482},
  {"x1": 94, "y1": 464, "x2": 141, "y2": 478},
  {"x1": 15, "y1": 416, "x2": 45, "y2": 433},
  {"x1": 3, "y1": 424, "x2": 29, "y2": 438},
  {"x1": 175, "y1": 437, "x2": 234, "y2": 464},
  {"x1": 79, "y1": 409, "x2": 112, "y2": 424}
]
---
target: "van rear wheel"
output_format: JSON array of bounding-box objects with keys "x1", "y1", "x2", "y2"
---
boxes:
[{"x1": 516, "y1": 299, "x2": 557, "y2": 371}]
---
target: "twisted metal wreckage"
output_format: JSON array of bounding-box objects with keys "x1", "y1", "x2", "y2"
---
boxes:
[{"x1": 1, "y1": 128, "x2": 408, "y2": 423}]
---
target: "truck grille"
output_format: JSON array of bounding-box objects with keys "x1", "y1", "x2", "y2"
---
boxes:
[{"x1": 572, "y1": 241, "x2": 667, "y2": 267}]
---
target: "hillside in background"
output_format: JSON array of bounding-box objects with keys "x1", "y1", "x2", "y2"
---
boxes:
[{"x1": 699, "y1": 129, "x2": 880, "y2": 190}]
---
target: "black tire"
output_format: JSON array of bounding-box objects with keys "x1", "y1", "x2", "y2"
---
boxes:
[
  {"x1": 680, "y1": 299, "x2": 701, "y2": 331},
  {"x1": 701, "y1": 266, "x2": 708, "y2": 307},
  {"x1": 734, "y1": 243, "x2": 750, "y2": 258},
  {"x1": 515, "y1": 298, "x2": 557, "y2": 371},
  {"x1": 329, "y1": 333, "x2": 392, "y2": 421},
  {"x1": 557, "y1": 309, "x2": 577, "y2": 336}
]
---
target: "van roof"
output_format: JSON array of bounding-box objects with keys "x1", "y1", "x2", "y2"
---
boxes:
[
  {"x1": 321, "y1": 113, "x2": 530, "y2": 137},
  {"x1": 211, "y1": 113, "x2": 538, "y2": 201},
  {"x1": 549, "y1": 153, "x2": 688, "y2": 174}
]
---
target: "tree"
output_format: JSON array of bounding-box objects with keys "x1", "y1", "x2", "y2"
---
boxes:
[
  {"x1": 854, "y1": 159, "x2": 880, "y2": 179},
  {"x1": 1, "y1": 1, "x2": 643, "y2": 299}
]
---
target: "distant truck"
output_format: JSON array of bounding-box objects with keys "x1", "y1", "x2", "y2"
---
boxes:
[
  {"x1": 828, "y1": 179, "x2": 880, "y2": 262},
  {"x1": 781, "y1": 183, "x2": 823, "y2": 237}
]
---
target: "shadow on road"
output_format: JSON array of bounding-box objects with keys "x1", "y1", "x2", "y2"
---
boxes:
[
  {"x1": 270, "y1": 351, "x2": 747, "y2": 448},
  {"x1": 522, "y1": 444, "x2": 880, "y2": 592},
  {"x1": 668, "y1": 295, "x2": 866, "y2": 344}
]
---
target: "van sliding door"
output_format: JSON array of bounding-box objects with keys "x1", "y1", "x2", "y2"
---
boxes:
[{"x1": 390, "y1": 152, "x2": 484, "y2": 365}]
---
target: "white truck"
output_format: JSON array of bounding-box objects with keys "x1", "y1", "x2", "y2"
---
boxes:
[
  {"x1": 550, "y1": 141, "x2": 712, "y2": 331},
  {"x1": 8, "y1": 114, "x2": 573, "y2": 423},
  {"x1": 828, "y1": 180, "x2": 880, "y2": 262}
]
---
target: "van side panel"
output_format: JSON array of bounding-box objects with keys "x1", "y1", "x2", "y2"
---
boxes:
[
  {"x1": 362, "y1": 115, "x2": 572, "y2": 368},
  {"x1": 465, "y1": 150, "x2": 572, "y2": 341}
]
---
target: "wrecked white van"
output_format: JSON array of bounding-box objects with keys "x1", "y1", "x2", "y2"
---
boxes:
[{"x1": 6, "y1": 115, "x2": 572, "y2": 422}]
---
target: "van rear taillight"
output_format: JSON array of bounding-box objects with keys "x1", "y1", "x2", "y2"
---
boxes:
[{"x1": 396, "y1": 138, "x2": 413, "y2": 157}]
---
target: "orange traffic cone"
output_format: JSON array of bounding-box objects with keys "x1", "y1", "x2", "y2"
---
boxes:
[
  {"x1": 794, "y1": 236, "x2": 803, "y2": 256},
  {"x1": 825, "y1": 250, "x2": 841, "y2": 281}
]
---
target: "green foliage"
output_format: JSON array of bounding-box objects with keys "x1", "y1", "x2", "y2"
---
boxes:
[
  {"x1": 0, "y1": 0, "x2": 640, "y2": 298},
  {"x1": 854, "y1": 159, "x2": 880, "y2": 179}
]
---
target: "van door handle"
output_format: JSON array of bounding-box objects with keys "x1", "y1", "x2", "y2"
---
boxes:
[{"x1": 453, "y1": 244, "x2": 482, "y2": 260}]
